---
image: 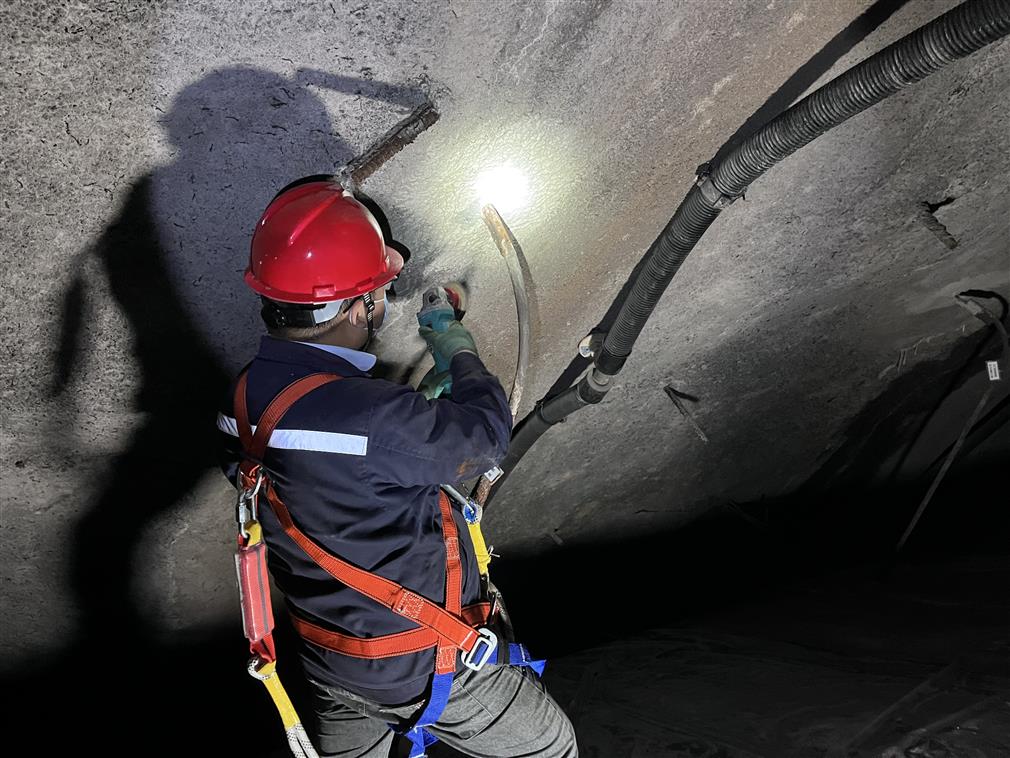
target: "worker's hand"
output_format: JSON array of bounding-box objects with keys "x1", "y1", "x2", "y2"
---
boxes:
[{"x1": 418, "y1": 320, "x2": 478, "y2": 360}]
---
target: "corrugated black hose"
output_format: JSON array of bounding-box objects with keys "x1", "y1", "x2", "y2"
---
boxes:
[{"x1": 489, "y1": 0, "x2": 1010, "y2": 501}]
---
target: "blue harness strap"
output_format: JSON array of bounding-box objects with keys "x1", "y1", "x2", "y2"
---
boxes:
[
  {"x1": 399, "y1": 641, "x2": 547, "y2": 757},
  {"x1": 496, "y1": 642, "x2": 547, "y2": 677},
  {"x1": 402, "y1": 670, "x2": 454, "y2": 758}
]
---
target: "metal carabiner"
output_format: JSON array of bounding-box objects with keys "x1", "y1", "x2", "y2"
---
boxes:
[
  {"x1": 442, "y1": 484, "x2": 483, "y2": 524},
  {"x1": 237, "y1": 468, "x2": 266, "y2": 540}
]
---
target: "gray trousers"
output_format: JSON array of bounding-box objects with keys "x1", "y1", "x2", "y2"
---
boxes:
[{"x1": 309, "y1": 664, "x2": 578, "y2": 757}]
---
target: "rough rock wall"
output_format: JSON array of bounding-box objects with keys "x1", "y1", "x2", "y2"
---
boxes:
[{"x1": 2, "y1": 0, "x2": 1007, "y2": 666}]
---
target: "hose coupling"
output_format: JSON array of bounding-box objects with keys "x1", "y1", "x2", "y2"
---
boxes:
[{"x1": 695, "y1": 162, "x2": 745, "y2": 209}]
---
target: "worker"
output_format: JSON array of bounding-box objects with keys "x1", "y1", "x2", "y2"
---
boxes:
[{"x1": 217, "y1": 179, "x2": 577, "y2": 758}]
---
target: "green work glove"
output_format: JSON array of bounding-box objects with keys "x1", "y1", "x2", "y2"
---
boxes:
[{"x1": 418, "y1": 320, "x2": 478, "y2": 361}]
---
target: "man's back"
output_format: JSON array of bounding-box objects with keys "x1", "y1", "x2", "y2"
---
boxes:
[{"x1": 219, "y1": 335, "x2": 511, "y2": 704}]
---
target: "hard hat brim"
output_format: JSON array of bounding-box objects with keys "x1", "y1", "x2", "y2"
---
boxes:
[
  {"x1": 246, "y1": 244, "x2": 405, "y2": 305},
  {"x1": 381, "y1": 245, "x2": 405, "y2": 283}
]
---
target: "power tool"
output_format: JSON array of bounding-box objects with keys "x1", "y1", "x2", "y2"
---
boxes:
[{"x1": 416, "y1": 282, "x2": 467, "y2": 398}]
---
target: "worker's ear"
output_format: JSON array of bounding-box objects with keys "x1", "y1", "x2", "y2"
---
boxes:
[
  {"x1": 347, "y1": 298, "x2": 364, "y2": 328},
  {"x1": 347, "y1": 289, "x2": 386, "y2": 330}
]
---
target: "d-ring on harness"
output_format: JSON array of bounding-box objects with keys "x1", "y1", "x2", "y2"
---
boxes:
[{"x1": 232, "y1": 371, "x2": 543, "y2": 758}]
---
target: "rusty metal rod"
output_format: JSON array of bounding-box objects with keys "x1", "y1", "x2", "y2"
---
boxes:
[{"x1": 340, "y1": 102, "x2": 439, "y2": 188}]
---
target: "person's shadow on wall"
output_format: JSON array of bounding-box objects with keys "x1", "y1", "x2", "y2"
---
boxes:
[{"x1": 15, "y1": 66, "x2": 428, "y2": 755}]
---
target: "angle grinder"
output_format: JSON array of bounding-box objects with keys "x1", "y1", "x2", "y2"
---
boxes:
[{"x1": 416, "y1": 282, "x2": 467, "y2": 398}]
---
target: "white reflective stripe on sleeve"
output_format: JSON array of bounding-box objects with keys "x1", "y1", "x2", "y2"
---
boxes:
[
  {"x1": 216, "y1": 413, "x2": 367, "y2": 456},
  {"x1": 217, "y1": 413, "x2": 239, "y2": 437}
]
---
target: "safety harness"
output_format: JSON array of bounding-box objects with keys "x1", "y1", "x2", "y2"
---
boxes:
[{"x1": 232, "y1": 371, "x2": 543, "y2": 758}]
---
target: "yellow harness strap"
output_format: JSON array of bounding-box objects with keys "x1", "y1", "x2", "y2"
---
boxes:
[
  {"x1": 241, "y1": 521, "x2": 319, "y2": 758},
  {"x1": 467, "y1": 521, "x2": 492, "y2": 578},
  {"x1": 250, "y1": 660, "x2": 300, "y2": 728}
]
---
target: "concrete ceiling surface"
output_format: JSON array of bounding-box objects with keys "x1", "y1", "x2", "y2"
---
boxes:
[{"x1": 2, "y1": 0, "x2": 1009, "y2": 657}]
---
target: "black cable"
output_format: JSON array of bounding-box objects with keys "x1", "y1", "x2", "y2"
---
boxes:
[
  {"x1": 895, "y1": 294, "x2": 1008, "y2": 552},
  {"x1": 599, "y1": 0, "x2": 1010, "y2": 373},
  {"x1": 489, "y1": 0, "x2": 1010, "y2": 501}
]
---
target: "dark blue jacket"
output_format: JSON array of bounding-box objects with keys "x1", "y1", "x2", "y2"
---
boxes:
[{"x1": 218, "y1": 336, "x2": 511, "y2": 704}]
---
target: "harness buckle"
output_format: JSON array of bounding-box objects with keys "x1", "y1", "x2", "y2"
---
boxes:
[
  {"x1": 461, "y1": 627, "x2": 498, "y2": 671},
  {"x1": 237, "y1": 467, "x2": 266, "y2": 540}
]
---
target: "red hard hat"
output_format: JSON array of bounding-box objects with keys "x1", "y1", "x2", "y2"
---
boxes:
[{"x1": 246, "y1": 181, "x2": 404, "y2": 304}]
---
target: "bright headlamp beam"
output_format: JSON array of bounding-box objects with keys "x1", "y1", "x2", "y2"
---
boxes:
[{"x1": 474, "y1": 164, "x2": 530, "y2": 215}]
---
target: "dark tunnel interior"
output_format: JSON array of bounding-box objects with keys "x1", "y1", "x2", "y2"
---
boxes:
[
  {"x1": 4, "y1": 434, "x2": 1007, "y2": 755},
  {"x1": 3, "y1": 1, "x2": 1009, "y2": 757}
]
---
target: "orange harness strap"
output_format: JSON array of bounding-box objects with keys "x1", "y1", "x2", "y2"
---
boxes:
[
  {"x1": 290, "y1": 603, "x2": 491, "y2": 659},
  {"x1": 234, "y1": 370, "x2": 485, "y2": 672},
  {"x1": 263, "y1": 485, "x2": 479, "y2": 663}
]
